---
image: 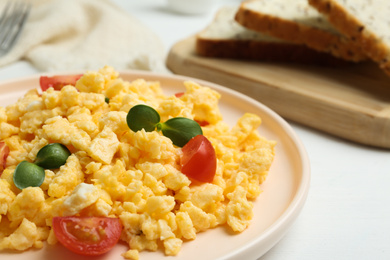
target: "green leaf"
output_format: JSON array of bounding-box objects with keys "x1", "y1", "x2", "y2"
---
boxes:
[
  {"x1": 34, "y1": 143, "x2": 71, "y2": 169},
  {"x1": 158, "y1": 117, "x2": 203, "y2": 147},
  {"x1": 127, "y1": 104, "x2": 160, "y2": 132},
  {"x1": 13, "y1": 161, "x2": 45, "y2": 190},
  {"x1": 126, "y1": 104, "x2": 203, "y2": 147}
]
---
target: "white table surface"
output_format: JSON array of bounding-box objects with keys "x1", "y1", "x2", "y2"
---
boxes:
[{"x1": 1, "y1": 1, "x2": 389, "y2": 260}]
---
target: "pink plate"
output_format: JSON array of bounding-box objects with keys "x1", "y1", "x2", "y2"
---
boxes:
[{"x1": 0, "y1": 70, "x2": 310, "y2": 260}]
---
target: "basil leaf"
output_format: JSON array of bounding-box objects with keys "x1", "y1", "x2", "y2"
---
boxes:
[
  {"x1": 127, "y1": 104, "x2": 160, "y2": 132},
  {"x1": 126, "y1": 104, "x2": 203, "y2": 147},
  {"x1": 35, "y1": 143, "x2": 71, "y2": 169},
  {"x1": 13, "y1": 161, "x2": 45, "y2": 190},
  {"x1": 158, "y1": 117, "x2": 203, "y2": 147}
]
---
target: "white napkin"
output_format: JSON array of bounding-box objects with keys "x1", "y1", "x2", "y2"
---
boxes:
[{"x1": 0, "y1": 0, "x2": 168, "y2": 73}]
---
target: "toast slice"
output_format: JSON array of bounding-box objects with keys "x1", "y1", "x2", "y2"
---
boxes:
[
  {"x1": 234, "y1": 0, "x2": 367, "y2": 62},
  {"x1": 308, "y1": 0, "x2": 390, "y2": 76},
  {"x1": 196, "y1": 6, "x2": 352, "y2": 66}
]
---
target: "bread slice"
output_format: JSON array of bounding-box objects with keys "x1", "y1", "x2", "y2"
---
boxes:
[
  {"x1": 196, "y1": 6, "x2": 352, "y2": 66},
  {"x1": 234, "y1": 0, "x2": 367, "y2": 62},
  {"x1": 308, "y1": 0, "x2": 390, "y2": 76}
]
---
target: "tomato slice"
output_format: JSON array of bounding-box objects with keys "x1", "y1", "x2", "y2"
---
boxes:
[
  {"x1": 195, "y1": 120, "x2": 209, "y2": 127},
  {"x1": 174, "y1": 92, "x2": 184, "y2": 98},
  {"x1": 0, "y1": 141, "x2": 9, "y2": 175},
  {"x1": 52, "y1": 216, "x2": 122, "y2": 256},
  {"x1": 39, "y1": 74, "x2": 83, "y2": 92},
  {"x1": 180, "y1": 135, "x2": 217, "y2": 183}
]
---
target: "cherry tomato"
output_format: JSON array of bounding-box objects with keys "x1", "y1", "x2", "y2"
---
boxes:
[
  {"x1": 180, "y1": 135, "x2": 216, "y2": 183},
  {"x1": 0, "y1": 141, "x2": 9, "y2": 175},
  {"x1": 52, "y1": 216, "x2": 122, "y2": 256},
  {"x1": 174, "y1": 92, "x2": 184, "y2": 98},
  {"x1": 39, "y1": 74, "x2": 83, "y2": 91},
  {"x1": 195, "y1": 120, "x2": 209, "y2": 127}
]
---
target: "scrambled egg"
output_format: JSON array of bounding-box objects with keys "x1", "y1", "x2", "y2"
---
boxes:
[{"x1": 0, "y1": 66, "x2": 275, "y2": 259}]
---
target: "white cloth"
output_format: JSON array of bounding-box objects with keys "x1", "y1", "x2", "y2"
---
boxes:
[{"x1": 0, "y1": 0, "x2": 167, "y2": 72}]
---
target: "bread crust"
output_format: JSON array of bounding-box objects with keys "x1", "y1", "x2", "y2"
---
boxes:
[
  {"x1": 308, "y1": 0, "x2": 390, "y2": 75},
  {"x1": 195, "y1": 5, "x2": 352, "y2": 66},
  {"x1": 235, "y1": 0, "x2": 367, "y2": 62},
  {"x1": 196, "y1": 37, "x2": 351, "y2": 66}
]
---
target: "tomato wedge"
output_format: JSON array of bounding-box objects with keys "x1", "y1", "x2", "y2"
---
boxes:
[
  {"x1": 39, "y1": 74, "x2": 83, "y2": 92},
  {"x1": 195, "y1": 120, "x2": 209, "y2": 127},
  {"x1": 52, "y1": 216, "x2": 122, "y2": 256},
  {"x1": 0, "y1": 141, "x2": 9, "y2": 175},
  {"x1": 174, "y1": 92, "x2": 184, "y2": 98},
  {"x1": 180, "y1": 135, "x2": 216, "y2": 183}
]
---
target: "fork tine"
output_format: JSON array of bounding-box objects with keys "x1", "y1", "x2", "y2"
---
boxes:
[
  {"x1": 0, "y1": 1, "x2": 12, "y2": 25},
  {"x1": 0, "y1": 4, "x2": 18, "y2": 45},
  {"x1": 0, "y1": 1, "x2": 31, "y2": 53},
  {"x1": 2, "y1": 2, "x2": 31, "y2": 49},
  {"x1": 0, "y1": 1, "x2": 15, "y2": 47}
]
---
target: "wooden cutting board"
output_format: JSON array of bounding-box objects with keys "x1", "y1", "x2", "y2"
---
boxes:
[{"x1": 166, "y1": 36, "x2": 390, "y2": 149}]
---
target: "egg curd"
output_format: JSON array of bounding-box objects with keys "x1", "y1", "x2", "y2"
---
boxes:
[{"x1": 0, "y1": 66, "x2": 275, "y2": 259}]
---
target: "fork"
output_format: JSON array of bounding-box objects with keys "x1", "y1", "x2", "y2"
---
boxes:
[{"x1": 0, "y1": 0, "x2": 31, "y2": 56}]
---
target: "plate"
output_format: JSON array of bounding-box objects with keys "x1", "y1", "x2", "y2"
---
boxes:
[{"x1": 0, "y1": 71, "x2": 310, "y2": 260}]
